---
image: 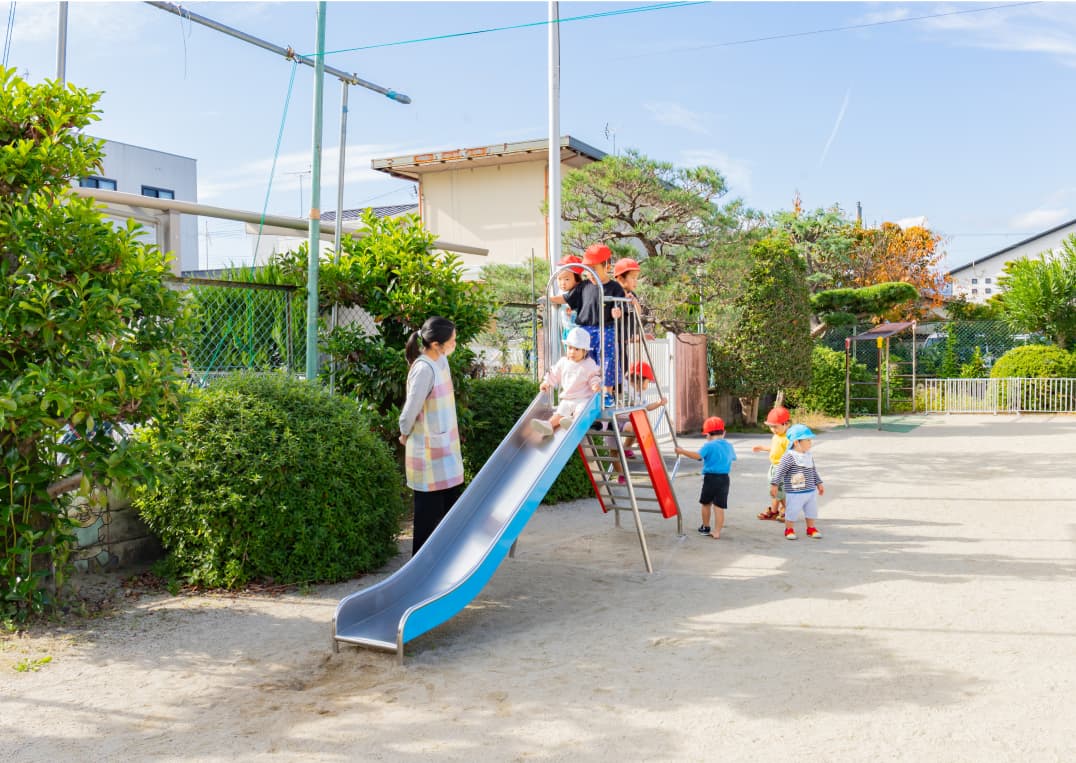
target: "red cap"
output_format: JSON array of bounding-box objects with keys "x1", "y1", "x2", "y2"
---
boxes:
[
  {"x1": 765, "y1": 406, "x2": 790, "y2": 425},
  {"x1": 702, "y1": 416, "x2": 725, "y2": 434},
  {"x1": 628, "y1": 361, "x2": 655, "y2": 382},
  {"x1": 582, "y1": 243, "x2": 612, "y2": 266},
  {"x1": 558, "y1": 254, "x2": 584, "y2": 275},
  {"x1": 613, "y1": 258, "x2": 641, "y2": 278}
]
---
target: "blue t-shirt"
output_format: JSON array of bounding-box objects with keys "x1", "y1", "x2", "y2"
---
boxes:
[{"x1": 699, "y1": 439, "x2": 736, "y2": 474}]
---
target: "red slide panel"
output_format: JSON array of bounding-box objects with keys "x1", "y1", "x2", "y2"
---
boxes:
[{"x1": 629, "y1": 410, "x2": 678, "y2": 519}]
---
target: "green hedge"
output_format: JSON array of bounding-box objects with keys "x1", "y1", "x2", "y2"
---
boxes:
[
  {"x1": 133, "y1": 372, "x2": 405, "y2": 588},
  {"x1": 990, "y1": 344, "x2": 1076, "y2": 378},
  {"x1": 462, "y1": 377, "x2": 592, "y2": 504}
]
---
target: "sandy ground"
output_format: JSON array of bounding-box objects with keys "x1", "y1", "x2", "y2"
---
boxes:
[{"x1": 2, "y1": 413, "x2": 1075, "y2": 762}]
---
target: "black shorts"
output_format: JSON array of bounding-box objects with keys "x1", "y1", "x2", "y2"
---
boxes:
[{"x1": 699, "y1": 473, "x2": 730, "y2": 508}]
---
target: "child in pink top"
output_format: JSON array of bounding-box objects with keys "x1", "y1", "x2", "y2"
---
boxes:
[{"x1": 531, "y1": 327, "x2": 602, "y2": 438}]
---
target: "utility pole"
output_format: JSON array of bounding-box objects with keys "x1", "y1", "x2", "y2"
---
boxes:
[
  {"x1": 547, "y1": 0, "x2": 561, "y2": 263},
  {"x1": 56, "y1": 2, "x2": 68, "y2": 83}
]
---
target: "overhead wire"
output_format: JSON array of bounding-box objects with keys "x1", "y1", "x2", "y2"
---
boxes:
[
  {"x1": 252, "y1": 59, "x2": 299, "y2": 270},
  {"x1": 2, "y1": 2, "x2": 16, "y2": 68},
  {"x1": 613, "y1": 1, "x2": 1043, "y2": 60},
  {"x1": 309, "y1": 1, "x2": 705, "y2": 58}
]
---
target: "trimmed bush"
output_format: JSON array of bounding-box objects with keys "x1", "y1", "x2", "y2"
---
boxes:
[
  {"x1": 133, "y1": 372, "x2": 404, "y2": 588},
  {"x1": 462, "y1": 377, "x2": 592, "y2": 504},
  {"x1": 989, "y1": 344, "x2": 1076, "y2": 379},
  {"x1": 787, "y1": 345, "x2": 872, "y2": 417}
]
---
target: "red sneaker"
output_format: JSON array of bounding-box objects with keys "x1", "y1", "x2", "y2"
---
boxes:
[
  {"x1": 806, "y1": 526, "x2": 822, "y2": 539},
  {"x1": 784, "y1": 527, "x2": 797, "y2": 540}
]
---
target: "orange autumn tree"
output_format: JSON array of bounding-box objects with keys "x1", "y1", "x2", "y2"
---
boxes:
[{"x1": 847, "y1": 222, "x2": 950, "y2": 319}]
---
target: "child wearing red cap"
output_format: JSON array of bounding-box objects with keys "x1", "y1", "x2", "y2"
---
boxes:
[
  {"x1": 609, "y1": 361, "x2": 669, "y2": 484},
  {"x1": 676, "y1": 416, "x2": 737, "y2": 539},
  {"x1": 753, "y1": 406, "x2": 791, "y2": 521},
  {"x1": 550, "y1": 243, "x2": 625, "y2": 406}
]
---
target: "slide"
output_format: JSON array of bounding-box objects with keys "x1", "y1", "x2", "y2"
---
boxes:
[{"x1": 333, "y1": 391, "x2": 602, "y2": 660}]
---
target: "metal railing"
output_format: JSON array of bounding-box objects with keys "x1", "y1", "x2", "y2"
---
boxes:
[{"x1": 919, "y1": 377, "x2": 1076, "y2": 414}]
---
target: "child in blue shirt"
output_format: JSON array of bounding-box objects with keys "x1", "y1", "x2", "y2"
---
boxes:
[{"x1": 676, "y1": 416, "x2": 737, "y2": 539}]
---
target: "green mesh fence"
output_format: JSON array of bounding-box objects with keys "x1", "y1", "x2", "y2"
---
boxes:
[{"x1": 173, "y1": 278, "x2": 304, "y2": 385}]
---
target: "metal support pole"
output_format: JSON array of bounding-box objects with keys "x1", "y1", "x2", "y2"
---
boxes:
[
  {"x1": 305, "y1": 2, "x2": 327, "y2": 383},
  {"x1": 844, "y1": 337, "x2": 851, "y2": 428},
  {"x1": 145, "y1": 1, "x2": 411, "y2": 101},
  {"x1": 911, "y1": 319, "x2": 918, "y2": 413},
  {"x1": 876, "y1": 336, "x2": 883, "y2": 430},
  {"x1": 56, "y1": 2, "x2": 68, "y2": 83},
  {"x1": 547, "y1": 1, "x2": 561, "y2": 262},
  {"x1": 329, "y1": 83, "x2": 349, "y2": 393}
]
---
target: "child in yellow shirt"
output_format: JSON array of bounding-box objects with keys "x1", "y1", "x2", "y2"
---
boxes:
[{"x1": 752, "y1": 406, "x2": 790, "y2": 521}]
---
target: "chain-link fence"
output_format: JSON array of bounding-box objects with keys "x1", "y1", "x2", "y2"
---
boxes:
[
  {"x1": 473, "y1": 302, "x2": 541, "y2": 381},
  {"x1": 820, "y1": 320, "x2": 1048, "y2": 378},
  {"x1": 171, "y1": 277, "x2": 304, "y2": 386}
]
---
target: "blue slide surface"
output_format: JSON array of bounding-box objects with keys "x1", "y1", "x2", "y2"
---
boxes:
[{"x1": 333, "y1": 391, "x2": 601, "y2": 658}]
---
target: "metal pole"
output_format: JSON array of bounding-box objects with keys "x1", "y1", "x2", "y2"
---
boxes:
[
  {"x1": 547, "y1": 1, "x2": 561, "y2": 263},
  {"x1": 876, "y1": 336, "x2": 883, "y2": 430},
  {"x1": 329, "y1": 83, "x2": 349, "y2": 394},
  {"x1": 844, "y1": 337, "x2": 851, "y2": 428},
  {"x1": 145, "y1": 2, "x2": 411, "y2": 102},
  {"x1": 305, "y1": 2, "x2": 327, "y2": 383},
  {"x1": 56, "y1": 2, "x2": 68, "y2": 83},
  {"x1": 911, "y1": 319, "x2": 918, "y2": 413}
]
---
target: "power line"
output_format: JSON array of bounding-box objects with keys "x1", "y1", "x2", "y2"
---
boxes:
[
  {"x1": 613, "y1": 1, "x2": 1042, "y2": 60},
  {"x1": 313, "y1": 1, "x2": 705, "y2": 58},
  {"x1": 2, "y1": 2, "x2": 16, "y2": 68}
]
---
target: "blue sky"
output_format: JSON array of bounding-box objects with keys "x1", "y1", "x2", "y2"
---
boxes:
[{"x1": 7, "y1": 1, "x2": 1076, "y2": 271}]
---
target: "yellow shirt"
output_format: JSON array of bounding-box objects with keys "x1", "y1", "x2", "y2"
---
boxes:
[{"x1": 769, "y1": 433, "x2": 789, "y2": 465}]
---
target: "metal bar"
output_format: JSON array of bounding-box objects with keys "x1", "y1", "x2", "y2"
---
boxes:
[
  {"x1": 57, "y1": 2, "x2": 69, "y2": 83},
  {"x1": 305, "y1": 2, "x2": 327, "y2": 383},
  {"x1": 145, "y1": 1, "x2": 411, "y2": 102},
  {"x1": 71, "y1": 187, "x2": 488, "y2": 257}
]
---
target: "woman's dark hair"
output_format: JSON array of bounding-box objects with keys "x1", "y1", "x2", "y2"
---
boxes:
[{"x1": 405, "y1": 316, "x2": 456, "y2": 364}]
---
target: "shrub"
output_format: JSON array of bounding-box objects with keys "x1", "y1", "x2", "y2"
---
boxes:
[
  {"x1": 786, "y1": 345, "x2": 872, "y2": 417},
  {"x1": 133, "y1": 373, "x2": 404, "y2": 588},
  {"x1": 989, "y1": 344, "x2": 1076, "y2": 379},
  {"x1": 462, "y1": 377, "x2": 592, "y2": 504}
]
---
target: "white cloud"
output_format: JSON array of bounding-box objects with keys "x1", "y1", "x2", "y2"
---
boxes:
[
  {"x1": 1009, "y1": 207, "x2": 1071, "y2": 230},
  {"x1": 679, "y1": 149, "x2": 752, "y2": 194},
  {"x1": 919, "y1": 3, "x2": 1076, "y2": 67},
  {"x1": 895, "y1": 215, "x2": 929, "y2": 230},
  {"x1": 643, "y1": 101, "x2": 710, "y2": 135},
  {"x1": 856, "y1": 7, "x2": 914, "y2": 26}
]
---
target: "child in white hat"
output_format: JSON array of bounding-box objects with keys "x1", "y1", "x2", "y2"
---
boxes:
[{"x1": 531, "y1": 326, "x2": 602, "y2": 438}]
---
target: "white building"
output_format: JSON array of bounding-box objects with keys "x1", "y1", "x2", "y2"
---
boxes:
[
  {"x1": 78, "y1": 138, "x2": 199, "y2": 272},
  {"x1": 949, "y1": 218, "x2": 1076, "y2": 303},
  {"x1": 371, "y1": 136, "x2": 605, "y2": 274}
]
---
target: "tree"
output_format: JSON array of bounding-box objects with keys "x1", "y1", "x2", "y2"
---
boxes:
[
  {"x1": 810, "y1": 282, "x2": 919, "y2": 331},
  {"x1": 557, "y1": 149, "x2": 764, "y2": 336},
  {"x1": 847, "y1": 222, "x2": 949, "y2": 318},
  {"x1": 271, "y1": 211, "x2": 498, "y2": 438},
  {"x1": 477, "y1": 258, "x2": 547, "y2": 374},
  {"x1": 770, "y1": 196, "x2": 859, "y2": 292},
  {"x1": 709, "y1": 238, "x2": 813, "y2": 423},
  {"x1": 995, "y1": 235, "x2": 1076, "y2": 350},
  {"x1": 0, "y1": 69, "x2": 190, "y2": 619}
]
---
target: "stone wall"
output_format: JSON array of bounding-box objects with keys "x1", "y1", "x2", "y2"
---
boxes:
[{"x1": 69, "y1": 489, "x2": 162, "y2": 572}]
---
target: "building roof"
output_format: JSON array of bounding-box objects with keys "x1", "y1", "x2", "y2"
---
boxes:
[
  {"x1": 849, "y1": 322, "x2": 916, "y2": 341},
  {"x1": 949, "y1": 216, "x2": 1076, "y2": 274},
  {"x1": 371, "y1": 135, "x2": 606, "y2": 182},
  {"x1": 322, "y1": 203, "x2": 418, "y2": 223}
]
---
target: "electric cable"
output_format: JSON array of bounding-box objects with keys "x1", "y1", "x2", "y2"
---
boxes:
[
  {"x1": 310, "y1": 1, "x2": 705, "y2": 58},
  {"x1": 2, "y1": 2, "x2": 16, "y2": 68},
  {"x1": 252, "y1": 59, "x2": 299, "y2": 270}
]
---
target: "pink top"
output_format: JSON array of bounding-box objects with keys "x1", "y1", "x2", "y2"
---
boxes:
[{"x1": 544, "y1": 355, "x2": 601, "y2": 402}]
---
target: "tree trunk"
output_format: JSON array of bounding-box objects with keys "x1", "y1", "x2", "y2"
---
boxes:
[
  {"x1": 774, "y1": 390, "x2": 785, "y2": 407},
  {"x1": 738, "y1": 396, "x2": 759, "y2": 427}
]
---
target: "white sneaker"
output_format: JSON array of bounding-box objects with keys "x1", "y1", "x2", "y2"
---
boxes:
[
  {"x1": 559, "y1": 416, "x2": 574, "y2": 430},
  {"x1": 531, "y1": 419, "x2": 554, "y2": 438}
]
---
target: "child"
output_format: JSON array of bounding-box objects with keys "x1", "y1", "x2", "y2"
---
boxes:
[
  {"x1": 771, "y1": 424, "x2": 825, "y2": 540},
  {"x1": 551, "y1": 243, "x2": 624, "y2": 407},
  {"x1": 531, "y1": 326, "x2": 602, "y2": 438},
  {"x1": 675, "y1": 416, "x2": 737, "y2": 539},
  {"x1": 613, "y1": 257, "x2": 645, "y2": 381},
  {"x1": 610, "y1": 361, "x2": 668, "y2": 484},
  {"x1": 753, "y1": 406, "x2": 791, "y2": 521},
  {"x1": 555, "y1": 255, "x2": 584, "y2": 342}
]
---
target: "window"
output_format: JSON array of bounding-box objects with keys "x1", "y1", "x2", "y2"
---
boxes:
[
  {"x1": 985, "y1": 277, "x2": 992, "y2": 284},
  {"x1": 141, "y1": 185, "x2": 175, "y2": 200},
  {"x1": 80, "y1": 176, "x2": 117, "y2": 190},
  {"x1": 985, "y1": 288, "x2": 992, "y2": 295},
  {"x1": 971, "y1": 289, "x2": 978, "y2": 295},
  {"x1": 971, "y1": 278, "x2": 978, "y2": 284}
]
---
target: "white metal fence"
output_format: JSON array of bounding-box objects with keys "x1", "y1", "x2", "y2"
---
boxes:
[{"x1": 919, "y1": 377, "x2": 1076, "y2": 414}]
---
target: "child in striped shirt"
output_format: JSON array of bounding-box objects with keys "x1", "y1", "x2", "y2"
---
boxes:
[{"x1": 771, "y1": 424, "x2": 825, "y2": 541}]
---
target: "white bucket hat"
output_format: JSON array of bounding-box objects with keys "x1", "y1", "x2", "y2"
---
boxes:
[{"x1": 564, "y1": 326, "x2": 591, "y2": 350}]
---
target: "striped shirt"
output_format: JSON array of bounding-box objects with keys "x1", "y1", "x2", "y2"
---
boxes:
[{"x1": 771, "y1": 451, "x2": 823, "y2": 494}]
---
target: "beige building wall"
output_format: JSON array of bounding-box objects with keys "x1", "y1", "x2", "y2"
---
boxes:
[{"x1": 421, "y1": 161, "x2": 548, "y2": 272}]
